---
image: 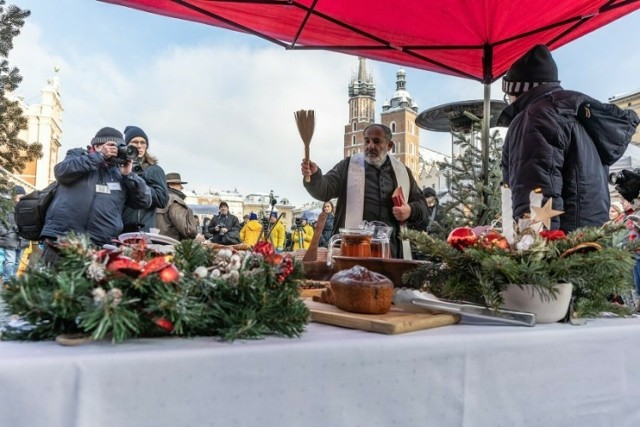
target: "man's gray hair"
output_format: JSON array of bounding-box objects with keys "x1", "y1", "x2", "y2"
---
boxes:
[{"x1": 364, "y1": 124, "x2": 393, "y2": 141}]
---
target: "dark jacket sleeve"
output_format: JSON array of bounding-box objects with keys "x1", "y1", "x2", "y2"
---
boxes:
[
  {"x1": 303, "y1": 159, "x2": 349, "y2": 202},
  {"x1": 509, "y1": 121, "x2": 565, "y2": 220},
  {"x1": 122, "y1": 174, "x2": 152, "y2": 210},
  {"x1": 54, "y1": 149, "x2": 103, "y2": 184},
  {"x1": 225, "y1": 215, "x2": 242, "y2": 243},
  {"x1": 406, "y1": 166, "x2": 428, "y2": 224},
  {"x1": 142, "y1": 165, "x2": 169, "y2": 209}
]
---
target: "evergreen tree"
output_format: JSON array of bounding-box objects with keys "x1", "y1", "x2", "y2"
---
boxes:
[
  {"x1": 435, "y1": 123, "x2": 503, "y2": 233},
  {"x1": 0, "y1": 1, "x2": 41, "y2": 216}
]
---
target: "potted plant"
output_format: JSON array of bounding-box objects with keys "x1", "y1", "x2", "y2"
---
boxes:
[{"x1": 403, "y1": 222, "x2": 637, "y2": 319}]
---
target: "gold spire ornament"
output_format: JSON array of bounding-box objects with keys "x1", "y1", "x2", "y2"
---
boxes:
[
  {"x1": 294, "y1": 110, "x2": 315, "y2": 183},
  {"x1": 530, "y1": 198, "x2": 564, "y2": 229}
]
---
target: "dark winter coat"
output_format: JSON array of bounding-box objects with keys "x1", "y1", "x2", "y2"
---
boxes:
[
  {"x1": 318, "y1": 213, "x2": 335, "y2": 248},
  {"x1": 498, "y1": 83, "x2": 639, "y2": 232},
  {"x1": 41, "y1": 148, "x2": 152, "y2": 246},
  {"x1": 409, "y1": 203, "x2": 445, "y2": 234},
  {"x1": 122, "y1": 159, "x2": 168, "y2": 232},
  {"x1": 208, "y1": 213, "x2": 242, "y2": 245},
  {"x1": 0, "y1": 212, "x2": 29, "y2": 250},
  {"x1": 303, "y1": 155, "x2": 427, "y2": 258}
]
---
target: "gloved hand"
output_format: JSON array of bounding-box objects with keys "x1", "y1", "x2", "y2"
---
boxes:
[{"x1": 615, "y1": 169, "x2": 640, "y2": 202}]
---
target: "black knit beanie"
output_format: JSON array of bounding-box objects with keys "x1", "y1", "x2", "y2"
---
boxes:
[
  {"x1": 91, "y1": 127, "x2": 124, "y2": 146},
  {"x1": 423, "y1": 187, "x2": 436, "y2": 198},
  {"x1": 124, "y1": 125, "x2": 149, "y2": 146},
  {"x1": 502, "y1": 45, "x2": 559, "y2": 96}
]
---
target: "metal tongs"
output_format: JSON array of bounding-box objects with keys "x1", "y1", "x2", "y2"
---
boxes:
[
  {"x1": 410, "y1": 298, "x2": 536, "y2": 327},
  {"x1": 392, "y1": 289, "x2": 535, "y2": 327}
]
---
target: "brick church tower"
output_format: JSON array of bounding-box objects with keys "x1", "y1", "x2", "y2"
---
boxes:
[
  {"x1": 380, "y1": 69, "x2": 420, "y2": 178},
  {"x1": 344, "y1": 59, "x2": 421, "y2": 179},
  {"x1": 343, "y1": 57, "x2": 375, "y2": 158}
]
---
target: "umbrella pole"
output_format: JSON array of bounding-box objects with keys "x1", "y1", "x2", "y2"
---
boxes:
[
  {"x1": 482, "y1": 83, "x2": 490, "y2": 186},
  {"x1": 482, "y1": 83, "x2": 491, "y2": 211}
]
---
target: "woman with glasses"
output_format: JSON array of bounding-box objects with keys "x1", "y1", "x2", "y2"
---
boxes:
[{"x1": 318, "y1": 201, "x2": 335, "y2": 248}]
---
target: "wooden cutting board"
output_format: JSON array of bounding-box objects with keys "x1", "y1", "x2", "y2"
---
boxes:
[{"x1": 305, "y1": 299, "x2": 460, "y2": 334}]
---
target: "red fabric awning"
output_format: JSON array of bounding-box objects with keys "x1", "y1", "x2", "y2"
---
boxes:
[{"x1": 101, "y1": 0, "x2": 640, "y2": 83}]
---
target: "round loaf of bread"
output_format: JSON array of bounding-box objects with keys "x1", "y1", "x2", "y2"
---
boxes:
[{"x1": 330, "y1": 265, "x2": 394, "y2": 314}]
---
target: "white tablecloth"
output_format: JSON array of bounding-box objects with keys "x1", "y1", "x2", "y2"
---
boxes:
[{"x1": 1, "y1": 318, "x2": 640, "y2": 427}]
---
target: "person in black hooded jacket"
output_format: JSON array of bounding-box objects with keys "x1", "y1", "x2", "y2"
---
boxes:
[
  {"x1": 498, "y1": 44, "x2": 639, "y2": 233},
  {"x1": 121, "y1": 126, "x2": 169, "y2": 232}
]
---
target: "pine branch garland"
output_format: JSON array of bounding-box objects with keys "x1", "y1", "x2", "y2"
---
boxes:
[
  {"x1": 403, "y1": 227, "x2": 636, "y2": 316},
  {"x1": 1, "y1": 236, "x2": 309, "y2": 342}
]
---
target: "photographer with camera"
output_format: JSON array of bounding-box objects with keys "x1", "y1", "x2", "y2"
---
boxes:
[
  {"x1": 121, "y1": 126, "x2": 168, "y2": 233},
  {"x1": 291, "y1": 215, "x2": 313, "y2": 250},
  {"x1": 208, "y1": 201, "x2": 242, "y2": 246},
  {"x1": 40, "y1": 127, "x2": 152, "y2": 265}
]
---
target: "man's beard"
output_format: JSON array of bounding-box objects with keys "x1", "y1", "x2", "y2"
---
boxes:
[{"x1": 365, "y1": 152, "x2": 387, "y2": 167}]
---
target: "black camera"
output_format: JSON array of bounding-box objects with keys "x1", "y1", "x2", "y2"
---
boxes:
[
  {"x1": 294, "y1": 218, "x2": 303, "y2": 227},
  {"x1": 609, "y1": 168, "x2": 640, "y2": 186},
  {"x1": 132, "y1": 159, "x2": 145, "y2": 175},
  {"x1": 109, "y1": 144, "x2": 138, "y2": 165}
]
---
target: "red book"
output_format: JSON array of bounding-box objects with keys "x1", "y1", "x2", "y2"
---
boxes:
[{"x1": 392, "y1": 186, "x2": 405, "y2": 207}]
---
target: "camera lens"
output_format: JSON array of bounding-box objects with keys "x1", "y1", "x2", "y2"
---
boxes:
[
  {"x1": 609, "y1": 171, "x2": 623, "y2": 186},
  {"x1": 125, "y1": 145, "x2": 139, "y2": 160}
]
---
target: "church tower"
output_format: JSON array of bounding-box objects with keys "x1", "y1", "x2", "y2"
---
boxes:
[
  {"x1": 15, "y1": 68, "x2": 63, "y2": 189},
  {"x1": 381, "y1": 69, "x2": 420, "y2": 179},
  {"x1": 344, "y1": 57, "x2": 375, "y2": 158}
]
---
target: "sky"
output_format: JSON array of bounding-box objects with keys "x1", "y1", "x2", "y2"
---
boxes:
[{"x1": 8, "y1": 0, "x2": 640, "y2": 206}]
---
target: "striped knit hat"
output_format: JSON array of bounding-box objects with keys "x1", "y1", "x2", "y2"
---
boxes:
[
  {"x1": 91, "y1": 127, "x2": 124, "y2": 146},
  {"x1": 502, "y1": 45, "x2": 559, "y2": 96}
]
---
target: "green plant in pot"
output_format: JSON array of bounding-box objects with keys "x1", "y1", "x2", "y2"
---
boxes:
[{"x1": 403, "y1": 223, "x2": 638, "y2": 319}]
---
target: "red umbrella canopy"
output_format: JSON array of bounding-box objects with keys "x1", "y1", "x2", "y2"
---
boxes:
[{"x1": 101, "y1": 0, "x2": 639, "y2": 83}]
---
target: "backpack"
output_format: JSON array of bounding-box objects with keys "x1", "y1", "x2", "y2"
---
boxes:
[{"x1": 14, "y1": 181, "x2": 59, "y2": 241}]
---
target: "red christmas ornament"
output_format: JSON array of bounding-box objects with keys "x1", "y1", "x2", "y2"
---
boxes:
[
  {"x1": 447, "y1": 227, "x2": 478, "y2": 250},
  {"x1": 540, "y1": 230, "x2": 566, "y2": 241},
  {"x1": 154, "y1": 317, "x2": 174, "y2": 332},
  {"x1": 106, "y1": 256, "x2": 143, "y2": 277},
  {"x1": 265, "y1": 253, "x2": 284, "y2": 265},
  {"x1": 139, "y1": 256, "x2": 171, "y2": 278},
  {"x1": 254, "y1": 241, "x2": 275, "y2": 256},
  {"x1": 158, "y1": 265, "x2": 180, "y2": 283},
  {"x1": 479, "y1": 230, "x2": 510, "y2": 251}
]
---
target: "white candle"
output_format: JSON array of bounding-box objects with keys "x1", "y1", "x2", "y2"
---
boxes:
[
  {"x1": 501, "y1": 186, "x2": 514, "y2": 244},
  {"x1": 529, "y1": 191, "x2": 543, "y2": 208}
]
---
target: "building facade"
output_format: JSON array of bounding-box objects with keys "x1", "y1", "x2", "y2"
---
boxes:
[{"x1": 12, "y1": 70, "x2": 63, "y2": 190}]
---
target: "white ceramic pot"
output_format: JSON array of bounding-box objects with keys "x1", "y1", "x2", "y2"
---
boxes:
[{"x1": 500, "y1": 283, "x2": 573, "y2": 324}]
